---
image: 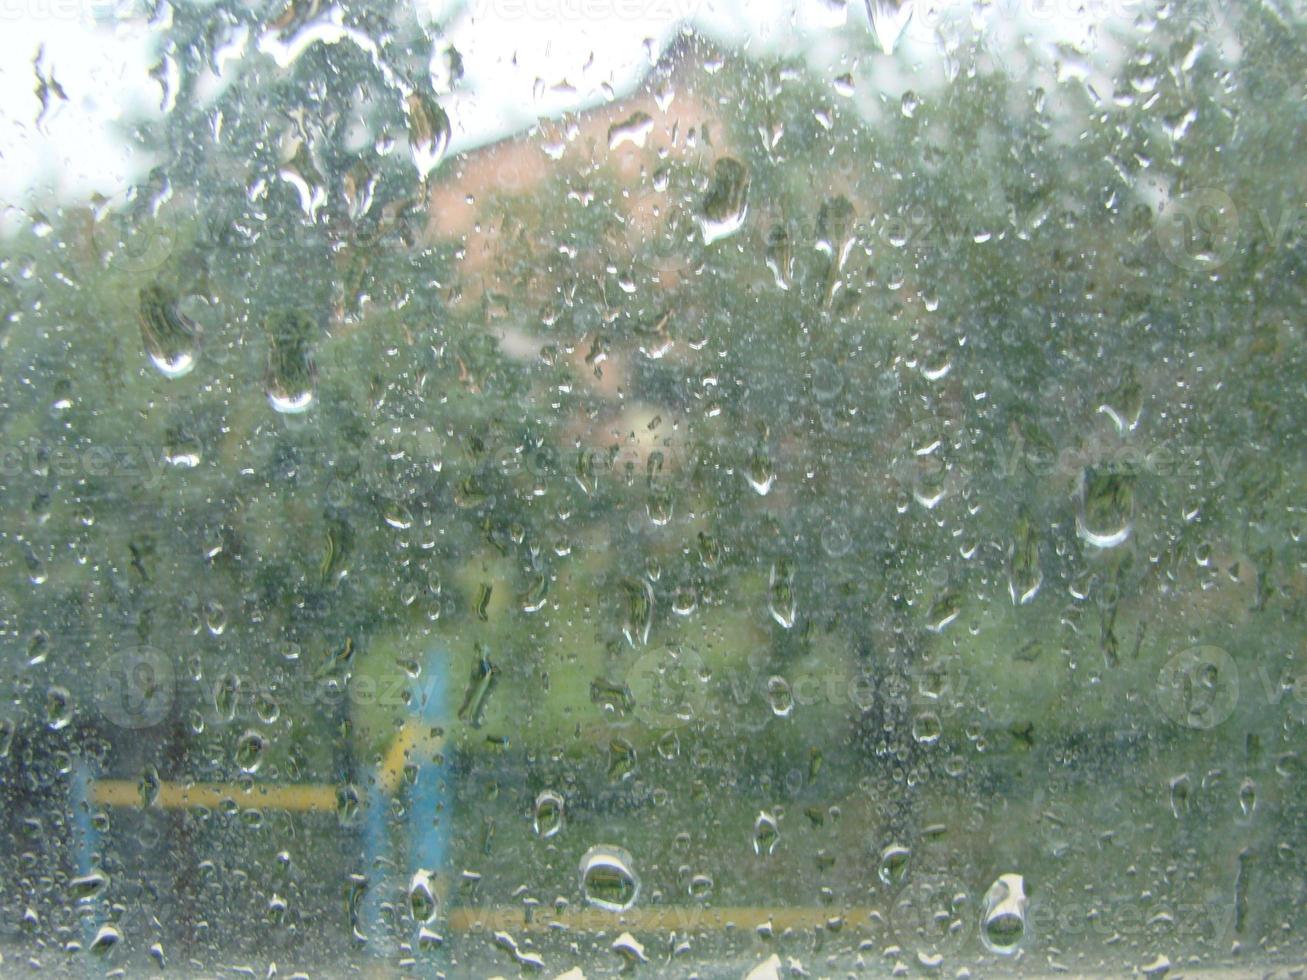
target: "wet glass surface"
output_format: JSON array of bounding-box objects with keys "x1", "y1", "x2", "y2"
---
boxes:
[{"x1": 0, "y1": 0, "x2": 1304, "y2": 975}]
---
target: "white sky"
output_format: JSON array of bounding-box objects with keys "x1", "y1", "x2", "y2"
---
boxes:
[{"x1": 0, "y1": 0, "x2": 1165, "y2": 227}]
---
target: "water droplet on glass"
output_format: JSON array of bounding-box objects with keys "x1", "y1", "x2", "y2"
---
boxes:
[
  {"x1": 879, "y1": 844, "x2": 911, "y2": 887},
  {"x1": 815, "y1": 195, "x2": 858, "y2": 300},
  {"x1": 406, "y1": 92, "x2": 451, "y2": 180},
  {"x1": 278, "y1": 141, "x2": 326, "y2": 220},
  {"x1": 235, "y1": 729, "x2": 267, "y2": 773},
  {"x1": 341, "y1": 159, "x2": 377, "y2": 223},
  {"x1": 607, "y1": 110, "x2": 654, "y2": 150},
  {"x1": 163, "y1": 427, "x2": 202, "y2": 468},
  {"x1": 69, "y1": 869, "x2": 110, "y2": 902},
  {"x1": 533, "y1": 790, "x2": 564, "y2": 838},
  {"x1": 1239, "y1": 777, "x2": 1256, "y2": 817},
  {"x1": 620, "y1": 577, "x2": 654, "y2": 647},
  {"x1": 382, "y1": 500, "x2": 414, "y2": 531},
  {"x1": 766, "y1": 224, "x2": 794, "y2": 290},
  {"x1": 667, "y1": 583, "x2": 697, "y2": 618},
  {"x1": 925, "y1": 592, "x2": 960, "y2": 633},
  {"x1": 457, "y1": 649, "x2": 498, "y2": 727},
  {"x1": 27, "y1": 630, "x2": 50, "y2": 666},
  {"x1": 1008, "y1": 511, "x2": 1043, "y2": 605},
  {"x1": 214, "y1": 672, "x2": 240, "y2": 722},
  {"x1": 90, "y1": 923, "x2": 122, "y2": 955},
  {"x1": 255, "y1": 691, "x2": 280, "y2": 725},
  {"x1": 919, "y1": 344, "x2": 952, "y2": 381},
  {"x1": 1141, "y1": 954, "x2": 1172, "y2": 976},
  {"x1": 766, "y1": 676, "x2": 794, "y2": 717},
  {"x1": 580, "y1": 845, "x2": 640, "y2": 911},
  {"x1": 139, "y1": 765, "x2": 161, "y2": 808},
  {"x1": 204, "y1": 600, "x2": 228, "y2": 637},
  {"x1": 45, "y1": 686, "x2": 72, "y2": 730},
  {"x1": 607, "y1": 737, "x2": 637, "y2": 782},
  {"x1": 138, "y1": 285, "x2": 200, "y2": 378},
  {"x1": 754, "y1": 811, "x2": 780, "y2": 856},
  {"x1": 979, "y1": 873, "x2": 1028, "y2": 956},
  {"x1": 612, "y1": 931, "x2": 648, "y2": 964},
  {"x1": 337, "y1": 784, "x2": 361, "y2": 825},
  {"x1": 698, "y1": 157, "x2": 749, "y2": 245},
  {"x1": 912, "y1": 459, "x2": 948, "y2": 510},
  {"x1": 768, "y1": 558, "x2": 797, "y2": 629},
  {"x1": 647, "y1": 486, "x2": 674, "y2": 527},
  {"x1": 912, "y1": 711, "x2": 942, "y2": 745},
  {"x1": 1097, "y1": 367, "x2": 1143, "y2": 434},
  {"x1": 1169, "y1": 773, "x2": 1191, "y2": 818},
  {"x1": 865, "y1": 0, "x2": 915, "y2": 55},
  {"x1": 745, "y1": 446, "x2": 775, "y2": 496},
  {"x1": 265, "y1": 310, "x2": 317, "y2": 414},
  {"x1": 1077, "y1": 468, "x2": 1134, "y2": 549},
  {"x1": 520, "y1": 572, "x2": 549, "y2": 613},
  {"x1": 409, "y1": 868, "x2": 438, "y2": 922}
]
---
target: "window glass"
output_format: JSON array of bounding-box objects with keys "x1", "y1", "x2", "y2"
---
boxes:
[{"x1": 1, "y1": 0, "x2": 1304, "y2": 975}]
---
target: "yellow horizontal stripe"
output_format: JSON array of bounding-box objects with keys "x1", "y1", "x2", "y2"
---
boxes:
[
  {"x1": 92, "y1": 779, "x2": 339, "y2": 813},
  {"x1": 447, "y1": 906, "x2": 879, "y2": 933}
]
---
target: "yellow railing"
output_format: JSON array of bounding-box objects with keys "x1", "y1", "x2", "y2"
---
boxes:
[
  {"x1": 92, "y1": 779, "x2": 339, "y2": 812},
  {"x1": 91, "y1": 721, "x2": 443, "y2": 813}
]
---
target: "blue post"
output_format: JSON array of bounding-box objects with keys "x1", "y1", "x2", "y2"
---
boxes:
[
  {"x1": 361, "y1": 779, "x2": 394, "y2": 956},
  {"x1": 70, "y1": 757, "x2": 103, "y2": 965},
  {"x1": 408, "y1": 647, "x2": 454, "y2": 956}
]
